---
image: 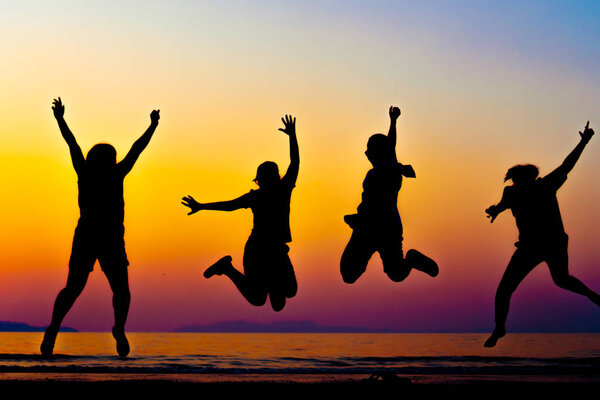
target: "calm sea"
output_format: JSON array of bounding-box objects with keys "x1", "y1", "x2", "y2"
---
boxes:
[{"x1": 1, "y1": 333, "x2": 600, "y2": 383}]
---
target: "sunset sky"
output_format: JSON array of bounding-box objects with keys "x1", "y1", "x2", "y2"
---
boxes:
[{"x1": 1, "y1": 1, "x2": 600, "y2": 333}]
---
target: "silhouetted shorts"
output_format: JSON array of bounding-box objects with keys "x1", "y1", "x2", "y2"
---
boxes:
[
  {"x1": 505, "y1": 235, "x2": 569, "y2": 277},
  {"x1": 243, "y1": 235, "x2": 297, "y2": 298},
  {"x1": 341, "y1": 224, "x2": 405, "y2": 277},
  {"x1": 69, "y1": 225, "x2": 129, "y2": 273}
]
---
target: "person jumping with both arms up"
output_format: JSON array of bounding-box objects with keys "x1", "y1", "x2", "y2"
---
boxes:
[
  {"x1": 182, "y1": 115, "x2": 299, "y2": 312},
  {"x1": 41, "y1": 98, "x2": 160, "y2": 357},
  {"x1": 341, "y1": 106, "x2": 438, "y2": 284},
  {"x1": 484, "y1": 122, "x2": 600, "y2": 347}
]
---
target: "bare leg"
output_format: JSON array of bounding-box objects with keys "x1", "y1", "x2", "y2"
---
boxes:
[
  {"x1": 269, "y1": 267, "x2": 295, "y2": 312},
  {"x1": 485, "y1": 248, "x2": 540, "y2": 347},
  {"x1": 204, "y1": 256, "x2": 268, "y2": 307},
  {"x1": 341, "y1": 229, "x2": 376, "y2": 284},
  {"x1": 104, "y1": 266, "x2": 131, "y2": 357},
  {"x1": 379, "y1": 232, "x2": 438, "y2": 281},
  {"x1": 281, "y1": 254, "x2": 297, "y2": 299},
  {"x1": 41, "y1": 268, "x2": 91, "y2": 356},
  {"x1": 381, "y1": 247, "x2": 411, "y2": 282},
  {"x1": 547, "y1": 247, "x2": 600, "y2": 307}
]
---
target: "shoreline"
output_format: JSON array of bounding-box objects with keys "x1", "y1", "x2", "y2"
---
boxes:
[{"x1": 1, "y1": 372, "x2": 600, "y2": 384}]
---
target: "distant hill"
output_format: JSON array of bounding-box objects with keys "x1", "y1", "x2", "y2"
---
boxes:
[
  {"x1": 175, "y1": 320, "x2": 395, "y2": 333},
  {"x1": 0, "y1": 321, "x2": 77, "y2": 332}
]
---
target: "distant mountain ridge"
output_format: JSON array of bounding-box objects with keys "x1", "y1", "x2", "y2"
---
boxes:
[
  {"x1": 175, "y1": 320, "x2": 396, "y2": 333},
  {"x1": 175, "y1": 321, "x2": 597, "y2": 333},
  {"x1": 0, "y1": 321, "x2": 77, "y2": 332}
]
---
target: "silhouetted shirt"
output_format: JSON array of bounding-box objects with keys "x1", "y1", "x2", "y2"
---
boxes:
[
  {"x1": 357, "y1": 162, "x2": 414, "y2": 228},
  {"x1": 503, "y1": 169, "x2": 568, "y2": 245},
  {"x1": 77, "y1": 166, "x2": 125, "y2": 231},
  {"x1": 238, "y1": 179, "x2": 295, "y2": 243}
]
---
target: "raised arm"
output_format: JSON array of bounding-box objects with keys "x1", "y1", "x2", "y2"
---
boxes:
[
  {"x1": 118, "y1": 109, "x2": 160, "y2": 176},
  {"x1": 279, "y1": 115, "x2": 299, "y2": 187},
  {"x1": 52, "y1": 97, "x2": 85, "y2": 173},
  {"x1": 387, "y1": 106, "x2": 401, "y2": 148},
  {"x1": 485, "y1": 187, "x2": 510, "y2": 223},
  {"x1": 551, "y1": 121, "x2": 594, "y2": 177},
  {"x1": 181, "y1": 194, "x2": 248, "y2": 215}
]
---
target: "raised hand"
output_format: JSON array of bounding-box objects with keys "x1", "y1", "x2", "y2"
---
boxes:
[
  {"x1": 485, "y1": 206, "x2": 499, "y2": 223},
  {"x1": 52, "y1": 97, "x2": 65, "y2": 119},
  {"x1": 389, "y1": 106, "x2": 401, "y2": 121},
  {"x1": 278, "y1": 115, "x2": 296, "y2": 136},
  {"x1": 150, "y1": 109, "x2": 160, "y2": 124},
  {"x1": 579, "y1": 121, "x2": 594, "y2": 142},
  {"x1": 181, "y1": 195, "x2": 202, "y2": 215}
]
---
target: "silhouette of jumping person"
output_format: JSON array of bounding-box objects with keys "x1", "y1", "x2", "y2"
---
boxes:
[
  {"x1": 341, "y1": 106, "x2": 438, "y2": 284},
  {"x1": 182, "y1": 115, "x2": 299, "y2": 312},
  {"x1": 41, "y1": 97, "x2": 160, "y2": 357},
  {"x1": 484, "y1": 122, "x2": 600, "y2": 347}
]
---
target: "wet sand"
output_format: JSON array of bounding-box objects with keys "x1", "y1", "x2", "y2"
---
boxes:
[{"x1": 0, "y1": 373, "x2": 599, "y2": 398}]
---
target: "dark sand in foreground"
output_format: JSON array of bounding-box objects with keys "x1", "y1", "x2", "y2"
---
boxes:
[{"x1": 1, "y1": 373, "x2": 599, "y2": 398}]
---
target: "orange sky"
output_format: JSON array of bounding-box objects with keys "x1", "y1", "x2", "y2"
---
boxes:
[{"x1": 1, "y1": 1, "x2": 600, "y2": 332}]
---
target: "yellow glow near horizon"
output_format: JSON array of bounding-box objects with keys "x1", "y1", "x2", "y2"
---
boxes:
[{"x1": 1, "y1": 1, "x2": 600, "y2": 332}]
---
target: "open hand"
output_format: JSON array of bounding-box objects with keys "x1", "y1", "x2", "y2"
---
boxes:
[
  {"x1": 181, "y1": 195, "x2": 202, "y2": 215},
  {"x1": 52, "y1": 97, "x2": 65, "y2": 119},
  {"x1": 278, "y1": 115, "x2": 296, "y2": 136},
  {"x1": 389, "y1": 106, "x2": 401, "y2": 121},
  {"x1": 485, "y1": 206, "x2": 499, "y2": 223},
  {"x1": 150, "y1": 109, "x2": 160, "y2": 124},
  {"x1": 579, "y1": 121, "x2": 594, "y2": 142}
]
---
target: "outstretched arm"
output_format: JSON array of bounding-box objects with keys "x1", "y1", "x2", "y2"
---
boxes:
[
  {"x1": 551, "y1": 121, "x2": 594, "y2": 177},
  {"x1": 279, "y1": 115, "x2": 299, "y2": 187},
  {"x1": 181, "y1": 194, "x2": 248, "y2": 215},
  {"x1": 387, "y1": 106, "x2": 401, "y2": 148},
  {"x1": 485, "y1": 187, "x2": 510, "y2": 223},
  {"x1": 52, "y1": 97, "x2": 85, "y2": 173},
  {"x1": 118, "y1": 109, "x2": 160, "y2": 176}
]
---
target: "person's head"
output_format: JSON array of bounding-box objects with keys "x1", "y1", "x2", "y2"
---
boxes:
[
  {"x1": 504, "y1": 164, "x2": 539, "y2": 186},
  {"x1": 365, "y1": 134, "x2": 394, "y2": 166},
  {"x1": 86, "y1": 143, "x2": 117, "y2": 170},
  {"x1": 254, "y1": 161, "x2": 280, "y2": 188}
]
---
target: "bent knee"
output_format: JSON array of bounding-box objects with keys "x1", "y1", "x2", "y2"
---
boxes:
[
  {"x1": 340, "y1": 261, "x2": 366, "y2": 284},
  {"x1": 285, "y1": 284, "x2": 298, "y2": 298},
  {"x1": 62, "y1": 279, "x2": 89, "y2": 296},
  {"x1": 341, "y1": 271, "x2": 361, "y2": 284},
  {"x1": 551, "y1": 275, "x2": 572, "y2": 289},
  {"x1": 385, "y1": 270, "x2": 409, "y2": 282},
  {"x1": 270, "y1": 296, "x2": 286, "y2": 312},
  {"x1": 248, "y1": 291, "x2": 268, "y2": 307},
  {"x1": 495, "y1": 284, "x2": 517, "y2": 301},
  {"x1": 250, "y1": 299, "x2": 267, "y2": 307}
]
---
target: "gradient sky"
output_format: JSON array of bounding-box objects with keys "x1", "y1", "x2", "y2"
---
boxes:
[{"x1": 1, "y1": 0, "x2": 600, "y2": 333}]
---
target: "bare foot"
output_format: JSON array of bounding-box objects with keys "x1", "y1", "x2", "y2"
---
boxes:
[
  {"x1": 40, "y1": 327, "x2": 58, "y2": 357},
  {"x1": 484, "y1": 327, "x2": 506, "y2": 348},
  {"x1": 112, "y1": 326, "x2": 130, "y2": 358},
  {"x1": 407, "y1": 249, "x2": 439, "y2": 277}
]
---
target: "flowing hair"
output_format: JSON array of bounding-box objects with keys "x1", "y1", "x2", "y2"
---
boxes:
[{"x1": 504, "y1": 164, "x2": 539, "y2": 182}]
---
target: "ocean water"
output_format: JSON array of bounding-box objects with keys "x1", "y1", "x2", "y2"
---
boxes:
[{"x1": 1, "y1": 332, "x2": 600, "y2": 383}]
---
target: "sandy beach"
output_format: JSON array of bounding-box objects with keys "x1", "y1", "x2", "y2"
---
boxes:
[{"x1": 1, "y1": 373, "x2": 599, "y2": 399}]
